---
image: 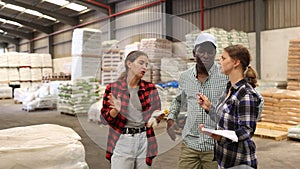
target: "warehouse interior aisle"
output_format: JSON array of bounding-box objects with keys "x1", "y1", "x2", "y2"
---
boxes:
[{"x1": 0, "y1": 99, "x2": 299, "y2": 169}]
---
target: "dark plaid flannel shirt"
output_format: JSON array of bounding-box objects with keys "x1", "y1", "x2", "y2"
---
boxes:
[{"x1": 100, "y1": 76, "x2": 161, "y2": 166}]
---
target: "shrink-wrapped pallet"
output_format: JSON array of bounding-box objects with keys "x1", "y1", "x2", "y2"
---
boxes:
[
  {"x1": 41, "y1": 53, "x2": 53, "y2": 67},
  {"x1": 0, "y1": 68, "x2": 8, "y2": 82},
  {"x1": 0, "y1": 53, "x2": 8, "y2": 67},
  {"x1": 19, "y1": 53, "x2": 31, "y2": 67},
  {"x1": 42, "y1": 67, "x2": 53, "y2": 76},
  {"x1": 8, "y1": 68, "x2": 19, "y2": 81},
  {"x1": 0, "y1": 83, "x2": 12, "y2": 98},
  {"x1": 72, "y1": 28, "x2": 102, "y2": 56},
  {"x1": 19, "y1": 67, "x2": 31, "y2": 81},
  {"x1": 7, "y1": 52, "x2": 20, "y2": 67},
  {"x1": 30, "y1": 53, "x2": 42, "y2": 67},
  {"x1": 31, "y1": 68, "x2": 42, "y2": 81}
]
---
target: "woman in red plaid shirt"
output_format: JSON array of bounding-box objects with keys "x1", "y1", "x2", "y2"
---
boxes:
[{"x1": 101, "y1": 50, "x2": 163, "y2": 169}]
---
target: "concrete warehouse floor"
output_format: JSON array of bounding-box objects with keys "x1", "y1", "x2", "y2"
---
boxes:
[{"x1": 0, "y1": 99, "x2": 299, "y2": 169}]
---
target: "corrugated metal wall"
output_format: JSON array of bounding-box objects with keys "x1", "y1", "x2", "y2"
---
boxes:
[
  {"x1": 266, "y1": 0, "x2": 300, "y2": 29},
  {"x1": 172, "y1": 0, "x2": 255, "y2": 40},
  {"x1": 114, "y1": 0, "x2": 165, "y2": 48},
  {"x1": 6, "y1": 0, "x2": 300, "y2": 57}
]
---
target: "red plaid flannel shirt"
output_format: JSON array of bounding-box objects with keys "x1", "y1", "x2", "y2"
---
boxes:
[{"x1": 100, "y1": 76, "x2": 161, "y2": 166}]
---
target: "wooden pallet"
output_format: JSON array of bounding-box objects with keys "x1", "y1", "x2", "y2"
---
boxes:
[
  {"x1": 14, "y1": 100, "x2": 22, "y2": 104},
  {"x1": 22, "y1": 107, "x2": 56, "y2": 112},
  {"x1": 60, "y1": 112, "x2": 76, "y2": 116},
  {"x1": 60, "y1": 112, "x2": 87, "y2": 117},
  {"x1": 257, "y1": 122, "x2": 293, "y2": 132},
  {"x1": 0, "y1": 97, "x2": 12, "y2": 100},
  {"x1": 254, "y1": 128, "x2": 288, "y2": 141}
]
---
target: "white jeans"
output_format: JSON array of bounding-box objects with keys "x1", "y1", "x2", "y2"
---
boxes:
[{"x1": 111, "y1": 132, "x2": 150, "y2": 169}]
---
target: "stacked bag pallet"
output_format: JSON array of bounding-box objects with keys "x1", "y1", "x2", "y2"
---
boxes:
[
  {"x1": 185, "y1": 28, "x2": 250, "y2": 60},
  {"x1": 260, "y1": 88, "x2": 300, "y2": 125},
  {"x1": 160, "y1": 58, "x2": 187, "y2": 82},
  {"x1": 140, "y1": 38, "x2": 172, "y2": 83},
  {"x1": 71, "y1": 28, "x2": 102, "y2": 81},
  {"x1": 203, "y1": 28, "x2": 229, "y2": 57},
  {"x1": 287, "y1": 39, "x2": 300, "y2": 90},
  {"x1": 185, "y1": 32, "x2": 200, "y2": 60},
  {"x1": 57, "y1": 76, "x2": 100, "y2": 115},
  {"x1": 101, "y1": 40, "x2": 122, "y2": 86}
]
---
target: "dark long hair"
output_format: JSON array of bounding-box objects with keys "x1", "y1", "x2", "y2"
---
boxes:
[
  {"x1": 224, "y1": 44, "x2": 259, "y2": 88},
  {"x1": 118, "y1": 50, "x2": 148, "y2": 80}
]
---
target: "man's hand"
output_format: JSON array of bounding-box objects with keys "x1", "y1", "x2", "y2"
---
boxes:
[
  {"x1": 147, "y1": 110, "x2": 165, "y2": 128},
  {"x1": 167, "y1": 119, "x2": 179, "y2": 141}
]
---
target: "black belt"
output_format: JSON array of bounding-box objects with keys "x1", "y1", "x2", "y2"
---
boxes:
[{"x1": 121, "y1": 126, "x2": 147, "y2": 135}]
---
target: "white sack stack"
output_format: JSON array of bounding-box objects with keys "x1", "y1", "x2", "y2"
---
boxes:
[
  {"x1": 8, "y1": 68, "x2": 19, "y2": 81},
  {"x1": 31, "y1": 68, "x2": 42, "y2": 81},
  {"x1": 7, "y1": 52, "x2": 20, "y2": 67},
  {"x1": 41, "y1": 53, "x2": 52, "y2": 67},
  {"x1": 0, "y1": 53, "x2": 8, "y2": 67},
  {"x1": 0, "y1": 83, "x2": 12, "y2": 98},
  {"x1": 140, "y1": 38, "x2": 172, "y2": 83},
  {"x1": 0, "y1": 68, "x2": 8, "y2": 82},
  {"x1": 30, "y1": 53, "x2": 42, "y2": 68},
  {"x1": 160, "y1": 58, "x2": 187, "y2": 82},
  {"x1": 19, "y1": 67, "x2": 31, "y2": 81},
  {"x1": 19, "y1": 53, "x2": 31, "y2": 67},
  {"x1": 71, "y1": 28, "x2": 102, "y2": 81}
]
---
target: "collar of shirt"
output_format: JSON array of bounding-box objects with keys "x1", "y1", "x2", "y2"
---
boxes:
[
  {"x1": 227, "y1": 78, "x2": 248, "y2": 92},
  {"x1": 118, "y1": 76, "x2": 146, "y2": 92}
]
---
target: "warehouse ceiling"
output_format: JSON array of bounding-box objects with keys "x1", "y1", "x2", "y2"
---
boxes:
[{"x1": 0, "y1": 0, "x2": 112, "y2": 44}]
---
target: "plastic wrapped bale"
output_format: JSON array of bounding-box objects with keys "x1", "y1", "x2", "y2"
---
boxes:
[
  {"x1": 88, "y1": 99, "x2": 103, "y2": 123},
  {"x1": 0, "y1": 124, "x2": 89, "y2": 169},
  {"x1": 288, "y1": 125, "x2": 300, "y2": 140}
]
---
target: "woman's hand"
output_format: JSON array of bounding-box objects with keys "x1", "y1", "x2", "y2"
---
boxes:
[
  {"x1": 108, "y1": 93, "x2": 121, "y2": 117},
  {"x1": 199, "y1": 124, "x2": 221, "y2": 141},
  {"x1": 197, "y1": 93, "x2": 211, "y2": 112}
]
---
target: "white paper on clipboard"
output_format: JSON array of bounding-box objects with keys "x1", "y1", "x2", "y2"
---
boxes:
[{"x1": 202, "y1": 127, "x2": 238, "y2": 142}]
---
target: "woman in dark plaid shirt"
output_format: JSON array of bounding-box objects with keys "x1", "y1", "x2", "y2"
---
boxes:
[
  {"x1": 101, "y1": 50, "x2": 163, "y2": 169},
  {"x1": 198, "y1": 45, "x2": 263, "y2": 169}
]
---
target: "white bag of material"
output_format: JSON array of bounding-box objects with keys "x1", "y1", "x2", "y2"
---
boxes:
[
  {"x1": 8, "y1": 68, "x2": 19, "y2": 81},
  {"x1": 0, "y1": 87, "x2": 12, "y2": 98},
  {"x1": 88, "y1": 99, "x2": 102, "y2": 122},
  {"x1": 7, "y1": 52, "x2": 20, "y2": 67},
  {"x1": 0, "y1": 124, "x2": 88, "y2": 169},
  {"x1": 19, "y1": 53, "x2": 31, "y2": 67},
  {"x1": 30, "y1": 53, "x2": 42, "y2": 67},
  {"x1": 41, "y1": 53, "x2": 53, "y2": 67},
  {"x1": 0, "y1": 53, "x2": 8, "y2": 67},
  {"x1": 288, "y1": 125, "x2": 300, "y2": 139},
  {"x1": 19, "y1": 67, "x2": 31, "y2": 81}
]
